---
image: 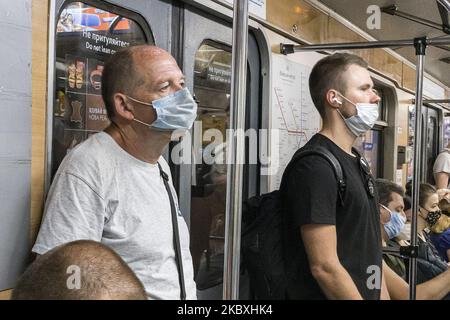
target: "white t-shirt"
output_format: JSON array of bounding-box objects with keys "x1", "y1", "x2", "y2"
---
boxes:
[
  {"x1": 32, "y1": 132, "x2": 197, "y2": 300},
  {"x1": 433, "y1": 149, "x2": 450, "y2": 177}
]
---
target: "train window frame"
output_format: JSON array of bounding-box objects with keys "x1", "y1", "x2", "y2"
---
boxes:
[
  {"x1": 373, "y1": 86, "x2": 388, "y2": 127},
  {"x1": 46, "y1": 0, "x2": 154, "y2": 186}
]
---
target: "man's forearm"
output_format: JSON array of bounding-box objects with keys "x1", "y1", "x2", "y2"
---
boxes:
[
  {"x1": 312, "y1": 264, "x2": 363, "y2": 300},
  {"x1": 417, "y1": 268, "x2": 450, "y2": 300}
]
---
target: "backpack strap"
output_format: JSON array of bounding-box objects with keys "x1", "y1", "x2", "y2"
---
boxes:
[{"x1": 287, "y1": 146, "x2": 346, "y2": 207}]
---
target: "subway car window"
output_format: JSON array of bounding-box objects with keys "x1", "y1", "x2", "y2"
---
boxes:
[
  {"x1": 374, "y1": 87, "x2": 386, "y2": 122},
  {"x1": 354, "y1": 130, "x2": 382, "y2": 178},
  {"x1": 51, "y1": 1, "x2": 151, "y2": 178},
  {"x1": 425, "y1": 108, "x2": 439, "y2": 183},
  {"x1": 444, "y1": 114, "x2": 450, "y2": 147},
  {"x1": 190, "y1": 41, "x2": 232, "y2": 290},
  {"x1": 407, "y1": 105, "x2": 415, "y2": 182}
]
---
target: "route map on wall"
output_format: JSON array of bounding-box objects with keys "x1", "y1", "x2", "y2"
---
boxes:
[{"x1": 269, "y1": 54, "x2": 321, "y2": 190}]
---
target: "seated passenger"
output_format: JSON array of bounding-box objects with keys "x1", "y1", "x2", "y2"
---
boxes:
[
  {"x1": 376, "y1": 179, "x2": 450, "y2": 300},
  {"x1": 385, "y1": 182, "x2": 449, "y2": 281},
  {"x1": 438, "y1": 196, "x2": 450, "y2": 217},
  {"x1": 11, "y1": 240, "x2": 147, "y2": 300},
  {"x1": 436, "y1": 188, "x2": 450, "y2": 203},
  {"x1": 428, "y1": 208, "x2": 450, "y2": 262},
  {"x1": 416, "y1": 183, "x2": 450, "y2": 276}
]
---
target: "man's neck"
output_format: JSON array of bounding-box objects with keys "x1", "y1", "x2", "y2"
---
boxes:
[
  {"x1": 104, "y1": 122, "x2": 169, "y2": 164},
  {"x1": 319, "y1": 121, "x2": 356, "y2": 156}
]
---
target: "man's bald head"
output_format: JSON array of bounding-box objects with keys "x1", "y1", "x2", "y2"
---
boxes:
[
  {"x1": 11, "y1": 240, "x2": 147, "y2": 300},
  {"x1": 101, "y1": 45, "x2": 177, "y2": 119}
]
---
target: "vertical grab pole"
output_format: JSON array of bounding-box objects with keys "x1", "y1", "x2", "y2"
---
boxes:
[
  {"x1": 409, "y1": 37, "x2": 427, "y2": 300},
  {"x1": 223, "y1": 0, "x2": 249, "y2": 300}
]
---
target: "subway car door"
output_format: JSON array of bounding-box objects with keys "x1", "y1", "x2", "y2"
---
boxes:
[{"x1": 176, "y1": 5, "x2": 261, "y2": 299}]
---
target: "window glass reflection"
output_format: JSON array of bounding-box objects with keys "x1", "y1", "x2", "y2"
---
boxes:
[{"x1": 190, "y1": 42, "x2": 232, "y2": 290}]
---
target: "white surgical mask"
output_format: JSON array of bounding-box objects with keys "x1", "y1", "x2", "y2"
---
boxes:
[
  {"x1": 397, "y1": 223, "x2": 411, "y2": 241},
  {"x1": 335, "y1": 92, "x2": 379, "y2": 137},
  {"x1": 127, "y1": 87, "x2": 198, "y2": 132}
]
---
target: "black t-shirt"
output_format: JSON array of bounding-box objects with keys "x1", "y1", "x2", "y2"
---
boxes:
[{"x1": 282, "y1": 133, "x2": 382, "y2": 300}]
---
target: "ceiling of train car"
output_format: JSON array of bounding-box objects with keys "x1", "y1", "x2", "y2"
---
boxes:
[{"x1": 317, "y1": 0, "x2": 450, "y2": 87}]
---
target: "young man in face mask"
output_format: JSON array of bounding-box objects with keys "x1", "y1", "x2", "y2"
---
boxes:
[
  {"x1": 32, "y1": 46, "x2": 197, "y2": 300},
  {"x1": 284, "y1": 53, "x2": 387, "y2": 299},
  {"x1": 375, "y1": 179, "x2": 450, "y2": 299},
  {"x1": 376, "y1": 178, "x2": 408, "y2": 243}
]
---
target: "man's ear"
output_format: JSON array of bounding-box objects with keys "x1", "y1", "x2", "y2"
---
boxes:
[
  {"x1": 326, "y1": 90, "x2": 342, "y2": 108},
  {"x1": 113, "y1": 93, "x2": 134, "y2": 121}
]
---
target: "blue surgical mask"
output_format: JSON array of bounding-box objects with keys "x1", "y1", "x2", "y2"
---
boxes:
[
  {"x1": 335, "y1": 92, "x2": 379, "y2": 137},
  {"x1": 380, "y1": 203, "x2": 407, "y2": 239},
  {"x1": 128, "y1": 87, "x2": 198, "y2": 131}
]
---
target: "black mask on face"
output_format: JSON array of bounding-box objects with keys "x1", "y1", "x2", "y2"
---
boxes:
[{"x1": 425, "y1": 210, "x2": 442, "y2": 226}]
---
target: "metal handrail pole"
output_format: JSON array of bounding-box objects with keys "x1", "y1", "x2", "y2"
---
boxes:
[
  {"x1": 223, "y1": 0, "x2": 249, "y2": 300},
  {"x1": 408, "y1": 37, "x2": 427, "y2": 301}
]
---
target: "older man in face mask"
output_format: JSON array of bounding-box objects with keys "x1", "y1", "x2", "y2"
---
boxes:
[
  {"x1": 32, "y1": 45, "x2": 198, "y2": 300},
  {"x1": 376, "y1": 178, "x2": 450, "y2": 300}
]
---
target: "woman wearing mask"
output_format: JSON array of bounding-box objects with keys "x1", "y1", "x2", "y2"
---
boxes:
[
  {"x1": 376, "y1": 179, "x2": 450, "y2": 300},
  {"x1": 428, "y1": 210, "x2": 450, "y2": 262},
  {"x1": 416, "y1": 183, "x2": 450, "y2": 283}
]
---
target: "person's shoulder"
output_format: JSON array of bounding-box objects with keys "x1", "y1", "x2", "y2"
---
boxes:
[
  {"x1": 291, "y1": 134, "x2": 337, "y2": 172},
  {"x1": 436, "y1": 150, "x2": 450, "y2": 161},
  {"x1": 441, "y1": 228, "x2": 450, "y2": 239},
  {"x1": 58, "y1": 132, "x2": 114, "y2": 175}
]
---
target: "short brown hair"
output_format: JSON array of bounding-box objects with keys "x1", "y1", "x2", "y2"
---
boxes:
[
  {"x1": 101, "y1": 45, "x2": 149, "y2": 118},
  {"x1": 309, "y1": 53, "x2": 368, "y2": 119},
  {"x1": 11, "y1": 240, "x2": 147, "y2": 300},
  {"x1": 376, "y1": 178, "x2": 405, "y2": 206}
]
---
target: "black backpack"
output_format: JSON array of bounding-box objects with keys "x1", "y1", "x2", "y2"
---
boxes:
[{"x1": 241, "y1": 145, "x2": 347, "y2": 299}]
